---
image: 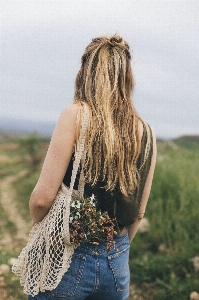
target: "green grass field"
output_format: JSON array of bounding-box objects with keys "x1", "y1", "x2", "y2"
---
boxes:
[{"x1": 0, "y1": 133, "x2": 198, "y2": 300}]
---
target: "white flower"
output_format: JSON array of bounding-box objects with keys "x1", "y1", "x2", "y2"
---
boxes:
[
  {"x1": 90, "y1": 194, "x2": 95, "y2": 201},
  {"x1": 0, "y1": 264, "x2": 10, "y2": 275},
  {"x1": 190, "y1": 291, "x2": 199, "y2": 300},
  {"x1": 69, "y1": 217, "x2": 73, "y2": 222},
  {"x1": 190, "y1": 256, "x2": 199, "y2": 272},
  {"x1": 8, "y1": 258, "x2": 18, "y2": 265},
  {"x1": 71, "y1": 202, "x2": 75, "y2": 208},
  {"x1": 75, "y1": 201, "x2": 81, "y2": 209},
  {"x1": 158, "y1": 244, "x2": 166, "y2": 253},
  {"x1": 90, "y1": 194, "x2": 96, "y2": 207},
  {"x1": 76, "y1": 212, "x2": 80, "y2": 218},
  {"x1": 138, "y1": 218, "x2": 150, "y2": 233}
]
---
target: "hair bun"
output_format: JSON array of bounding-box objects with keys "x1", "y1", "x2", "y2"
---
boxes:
[{"x1": 109, "y1": 36, "x2": 123, "y2": 44}]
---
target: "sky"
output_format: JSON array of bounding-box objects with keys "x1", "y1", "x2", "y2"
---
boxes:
[{"x1": 1, "y1": 0, "x2": 199, "y2": 138}]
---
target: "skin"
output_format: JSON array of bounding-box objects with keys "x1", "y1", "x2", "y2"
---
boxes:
[
  {"x1": 29, "y1": 103, "x2": 157, "y2": 243},
  {"x1": 128, "y1": 125, "x2": 157, "y2": 242},
  {"x1": 29, "y1": 104, "x2": 78, "y2": 226}
]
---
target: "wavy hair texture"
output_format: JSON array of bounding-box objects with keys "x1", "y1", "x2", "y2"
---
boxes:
[{"x1": 74, "y1": 35, "x2": 149, "y2": 196}]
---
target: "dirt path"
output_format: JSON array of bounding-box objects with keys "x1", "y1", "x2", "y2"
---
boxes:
[{"x1": 0, "y1": 174, "x2": 29, "y2": 248}]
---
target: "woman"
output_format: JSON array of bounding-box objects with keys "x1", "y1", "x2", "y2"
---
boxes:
[{"x1": 28, "y1": 35, "x2": 157, "y2": 300}]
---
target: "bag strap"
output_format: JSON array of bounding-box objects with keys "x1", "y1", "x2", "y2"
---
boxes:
[
  {"x1": 68, "y1": 103, "x2": 89, "y2": 197},
  {"x1": 78, "y1": 155, "x2": 86, "y2": 197},
  {"x1": 62, "y1": 103, "x2": 89, "y2": 244}
]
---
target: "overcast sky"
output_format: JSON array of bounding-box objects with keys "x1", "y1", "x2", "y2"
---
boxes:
[{"x1": 1, "y1": 0, "x2": 199, "y2": 138}]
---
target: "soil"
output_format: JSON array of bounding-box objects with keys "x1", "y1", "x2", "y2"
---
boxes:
[{"x1": 0, "y1": 174, "x2": 29, "y2": 250}]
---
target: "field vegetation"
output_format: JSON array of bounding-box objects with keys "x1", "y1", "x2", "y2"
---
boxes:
[{"x1": 0, "y1": 132, "x2": 199, "y2": 300}]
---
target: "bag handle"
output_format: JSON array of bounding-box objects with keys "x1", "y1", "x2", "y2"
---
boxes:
[
  {"x1": 69, "y1": 103, "x2": 89, "y2": 197},
  {"x1": 62, "y1": 103, "x2": 89, "y2": 244}
]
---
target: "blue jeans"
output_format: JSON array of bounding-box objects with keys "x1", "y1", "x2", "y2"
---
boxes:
[{"x1": 28, "y1": 230, "x2": 130, "y2": 300}]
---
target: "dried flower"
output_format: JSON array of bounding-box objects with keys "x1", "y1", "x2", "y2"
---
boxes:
[
  {"x1": 190, "y1": 256, "x2": 199, "y2": 272},
  {"x1": 190, "y1": 291, "x2": 199, "y2": 300},
  {"x1": 0, "y1": 264, "x2": 10, "y2": 275},
  {"x1": 69, "y1": 195, "x2": 117, "y2": 251},
  {"x1": 138, "y1": 218, "x2": 150, "y2": 233}
]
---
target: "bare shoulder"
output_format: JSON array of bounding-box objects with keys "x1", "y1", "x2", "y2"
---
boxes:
[
  {"x1": 59, "y1": 103, "x2": 78, "y2": 122},
  {"x1": 55, "y1": 104, "x2": 79, "y2": 132},
  {"x1": 151, "y1": 126, "x2": 157, "y2": 158},
  {"x1": 49, "y1": 104, "x2": 79, "y2": 144}
]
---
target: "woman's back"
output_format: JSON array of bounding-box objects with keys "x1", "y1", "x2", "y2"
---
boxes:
[
  {"x1": 28, "y1": 35, "x2": 157, "y2": 300},
  {"x1": 73, "y1": 36, "x2": 153, "y2": 197},
  {"x1": 63, "y1": 114, "x2": 154, "y2": 234}
]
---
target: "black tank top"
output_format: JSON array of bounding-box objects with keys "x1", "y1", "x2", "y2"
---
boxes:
[{"x1": 63, "y1": 123, "x2": 153, "y2": 232}]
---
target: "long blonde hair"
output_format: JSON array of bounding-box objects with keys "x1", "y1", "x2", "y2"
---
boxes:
[{"x1": 74, "y1": 35, "x2": 143, "y2": 196}]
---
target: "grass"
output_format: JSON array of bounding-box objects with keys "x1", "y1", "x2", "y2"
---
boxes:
[
  {"x1": 0, "y1": 246, "x2": 28, "y2": 300},
  {"x1": 0, "y1": 134, "x2": 199, "y2": 299},
  {"x1": 0, "y1": 197, "x2": 27, "y2": 300},
  {"x1": 14, "y1": 172, "x2": 40, "y2": 223},
  {"x1": 129, "y1": 143, "x2": 199, "y2": 299}
]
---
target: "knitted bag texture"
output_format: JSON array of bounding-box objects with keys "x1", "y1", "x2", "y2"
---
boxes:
[{"x1": 12, "y1": 104, "x2": 89, "y2": 296}]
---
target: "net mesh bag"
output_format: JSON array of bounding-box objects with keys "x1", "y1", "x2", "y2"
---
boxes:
[{"x1": 12, "y1": 104, "x2": 89, "y2": 296}]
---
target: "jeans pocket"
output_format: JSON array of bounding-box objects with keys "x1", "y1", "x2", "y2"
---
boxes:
[
  {"x1": 45, "y1": 253, "x2": 86, "y2": 298},
  {"x1": 107, "y1": 245, "x2": 130, "y2": 292}
]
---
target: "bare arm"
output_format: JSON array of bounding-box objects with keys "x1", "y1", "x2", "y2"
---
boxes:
[
  {"x1": 128, "y1": 127, "x2": 157, "y2": 242},
  {"x1": 29, "y1": 104, "x2": 78, "y2": 226}
]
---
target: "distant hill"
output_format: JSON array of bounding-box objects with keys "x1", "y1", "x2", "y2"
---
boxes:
[
  {"x1": 0, "y1": 117, "x2": 199, "y2": 149},
  {"x1": 173, "y1": 135, "x2": 199, "y2": 150},
  {"x1": 0, "y1": 117, "x2": 56, "y2": 137}
]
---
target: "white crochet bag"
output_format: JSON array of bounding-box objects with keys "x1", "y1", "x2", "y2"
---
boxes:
[{"x1": 12, "y1": 104, "x2": 89, "y2": 296}]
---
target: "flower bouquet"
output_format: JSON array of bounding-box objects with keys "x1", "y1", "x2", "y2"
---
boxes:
[{"x1": 69, "y1": 194, "x2": 117, "y2": 251}]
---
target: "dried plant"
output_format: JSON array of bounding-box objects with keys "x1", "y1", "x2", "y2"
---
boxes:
[{"x1": 69, "y1": 194, "x2": 117, "y2": 251}]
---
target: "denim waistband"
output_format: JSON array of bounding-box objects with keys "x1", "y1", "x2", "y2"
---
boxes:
[{"x1": 74, "y1": 229, "x2": 129, "y2": 256}]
